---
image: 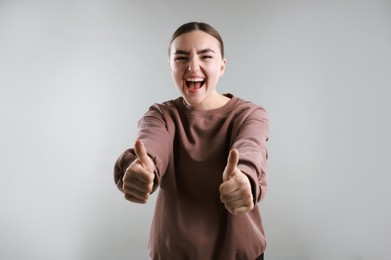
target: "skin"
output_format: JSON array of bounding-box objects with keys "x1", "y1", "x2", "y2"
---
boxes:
[
  {"x1": 169, "y1": 30, "x2": 230, "y2": 110},
  {"x1": 220, "y1": 149, "x2": 254, "y2": 215},
  {"x1": 122, "y1": 30, "x2": 254, "y2": 215},
  {"x1": 122, "y1": 139, "x2": 155, "y2": 204}
]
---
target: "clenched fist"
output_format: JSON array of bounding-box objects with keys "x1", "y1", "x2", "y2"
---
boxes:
[
  {"x1": 122, "y1": 139, "x2": 155, "y2": 204},
  {"x1": 219, "y1": 149, "x2": 254, "y2": 215}
]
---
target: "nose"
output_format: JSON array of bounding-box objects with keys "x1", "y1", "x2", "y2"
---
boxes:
[{"x1": 188, "y1": 57, "x2": 200, "y2": 72}]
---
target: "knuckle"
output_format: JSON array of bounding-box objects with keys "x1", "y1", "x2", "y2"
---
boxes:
[
  {"x1": 146, "y1": 184, "x2": 153, "y2": 193},
  {"x1": 124, "y1": 192, "x2": 133, "y2": 201},
  {"x1": 147, "y1": 173, "x2": 155, "y2": 183}
]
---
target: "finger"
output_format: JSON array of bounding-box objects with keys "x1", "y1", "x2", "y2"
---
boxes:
[
  {"x1": 219, "y1": 180, "x2": 238, "y2": 197},
  {"x1": 124, "y1": 192, "x2": 150, "y2": 204},
  {"x1": 229, "y1": 204, "x2": 254, "y2": 215},
  {"x1": 220, "y1": 183, "x2": 252, "y2": 204},
  {"x1": 224, "y1": 199, "x2": 254, "y2": 215},
  {"x1": 225, "y1": 149, "x2": 239, "y2": 178},
  {"x1": 123, "y1": 180, "x2": 152, "y2": 202},
  {"x1": 224, "y1": 198, "x2": 252, "y2": 210},
  {"x1": 220, "y1": 189, "x2": 241, "y2": 204},
  {"x1": 134, "y1": 139, "x2": 150, "y2": 167},
  {"x1": 124, "y1": 165, "x2": 154, "y2": 185},
  {"x1": 123, "y1": 177, "x2": 154, "y2": 193}
]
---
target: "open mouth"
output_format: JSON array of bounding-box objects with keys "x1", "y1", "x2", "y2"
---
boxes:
[{"x1": 185, "y1": 77, "x2": 205, "y2": 91}]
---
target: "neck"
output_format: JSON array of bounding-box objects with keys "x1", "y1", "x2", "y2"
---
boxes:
[{"x1": 185, "y1": 93, "x2": 231, "y2": 110}]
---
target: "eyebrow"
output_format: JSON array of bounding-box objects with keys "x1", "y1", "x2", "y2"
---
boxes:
[{"x1": 173, "y1": 48, "x2": 216, "y2": 55}]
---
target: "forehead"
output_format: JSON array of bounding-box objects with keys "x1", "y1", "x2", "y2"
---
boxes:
[{"x1": 170, "y1": 30, "x2": 220, "y2": 53}]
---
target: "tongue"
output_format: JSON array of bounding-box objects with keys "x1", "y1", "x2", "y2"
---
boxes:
[{"x1": 187, "y1": 82, "x2": 203, "y2": 91}]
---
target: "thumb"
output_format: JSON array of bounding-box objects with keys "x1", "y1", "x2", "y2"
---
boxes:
[
  {"x1": 223, "y1": 149, "x2": 239, "y2": 181},
  {"x1": 134, "y1": 139, "x2": 151, "y2": 167}
]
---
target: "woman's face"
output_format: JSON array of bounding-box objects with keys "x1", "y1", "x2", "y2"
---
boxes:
[{"x1": 169, "y1": 30, "x2": 226, "y2": 110}]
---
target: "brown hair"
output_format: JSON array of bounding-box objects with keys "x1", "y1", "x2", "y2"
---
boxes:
[{"x1": 168, "y1": 22, "x2": 225, "y2": 58}]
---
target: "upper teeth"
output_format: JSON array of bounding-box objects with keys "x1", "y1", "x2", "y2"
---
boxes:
[{"x1": 186, "y1": 78, "x2": 204, "y2": 82}]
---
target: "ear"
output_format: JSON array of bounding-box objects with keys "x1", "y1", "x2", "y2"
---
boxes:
[{"x1": 219, "y1": 58, "x2": 227, "y2": 77}]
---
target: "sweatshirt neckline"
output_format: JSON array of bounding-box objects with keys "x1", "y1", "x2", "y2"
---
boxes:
[{"x1": 178, "y1": 93, "x2": 238, "y2": 115}]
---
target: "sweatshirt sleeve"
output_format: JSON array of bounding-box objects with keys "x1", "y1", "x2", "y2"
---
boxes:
[
  {"x1": 113, "y1": 103, "x2": 174, "y2": 192},
  {"x1": 232, "y1": 105, "x2": 269, "y2": 204},
  {"x1": 113, "y1": 149, "x2": 137, "y2": 192}
]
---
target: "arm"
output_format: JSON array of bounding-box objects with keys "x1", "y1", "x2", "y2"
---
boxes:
[
  {"x1": 233, "y1": 106, "x2": 269, "y2": 203},
  {"x1": 220, "y1": 106, "x2": 269, "y2": 214},
  {"x1": 113, "y1": 104, "x2": 174, "y2": 200}
]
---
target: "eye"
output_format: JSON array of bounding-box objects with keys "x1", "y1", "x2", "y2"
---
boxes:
[
  {"x1": 174, "y1": 56, "x2": 188, "y2": 62},
  {"x1": 201, "y1": 55, "x2": 213, "y2": 59}
]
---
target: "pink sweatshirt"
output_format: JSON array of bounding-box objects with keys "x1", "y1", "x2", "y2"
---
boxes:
[{"x1": 114, "y1": 94, "x2": 269, "y2": 260}]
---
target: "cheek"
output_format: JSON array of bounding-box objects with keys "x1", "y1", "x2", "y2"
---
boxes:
[
  {"x1": 171, "y1": 69, "x2": 184, "y2": 86},
  {"x1": 170, "y1": 67, "x2": 180, "y2": 78},
  {"x1": 173, "y1": 71, "x2": 183, "y2": 83},
  {"x1": 205, "y1": 64, "x2": 222, "y2": 79},
  {"x1": 171, "y1": 65, "x2": 184, "y2": 75}
]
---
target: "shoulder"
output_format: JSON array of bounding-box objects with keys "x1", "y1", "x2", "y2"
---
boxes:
[
  {"x1": 228, "y1": 95, "x2": 270, "y2": 139},
  {"x1": 139, "y1": 97, "x2": 184, "y2": 127},
  {"x1": 144, "y1": 97, "x2": 183, "y2": 115},
  {"x1": 229, "y1": 94, "x2": 268, "y2": 120}
]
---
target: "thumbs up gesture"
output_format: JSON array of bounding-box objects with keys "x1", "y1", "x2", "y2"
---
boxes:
[
  {"x1": 219, "y1": 149, "x2": 254, "y2": 215},
  {"x1": 122, "y1": 139, "x2": 156, "y2": 204}
]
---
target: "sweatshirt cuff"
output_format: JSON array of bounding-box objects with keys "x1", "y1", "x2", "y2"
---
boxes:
[{"x1": 238, "y1": 166, "x2": 261, "y2": 205}]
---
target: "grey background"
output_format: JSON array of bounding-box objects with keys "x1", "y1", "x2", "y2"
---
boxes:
[{"x1": 1, "y1": 0, "x2": 390, "y2": 259}]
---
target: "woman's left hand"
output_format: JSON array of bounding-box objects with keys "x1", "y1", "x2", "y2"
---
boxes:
[{"x1": 219, "y1": 149, "x2": 254, "y2": 215}]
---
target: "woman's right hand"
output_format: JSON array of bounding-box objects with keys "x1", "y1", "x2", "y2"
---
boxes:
[{"x1": 122, "y1": 139, "x2": 155, "y2": 204}]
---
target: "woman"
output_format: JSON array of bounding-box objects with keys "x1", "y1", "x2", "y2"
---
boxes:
[{"x1": 114, "y1": 22, "x2": 269, "y2": 260}]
